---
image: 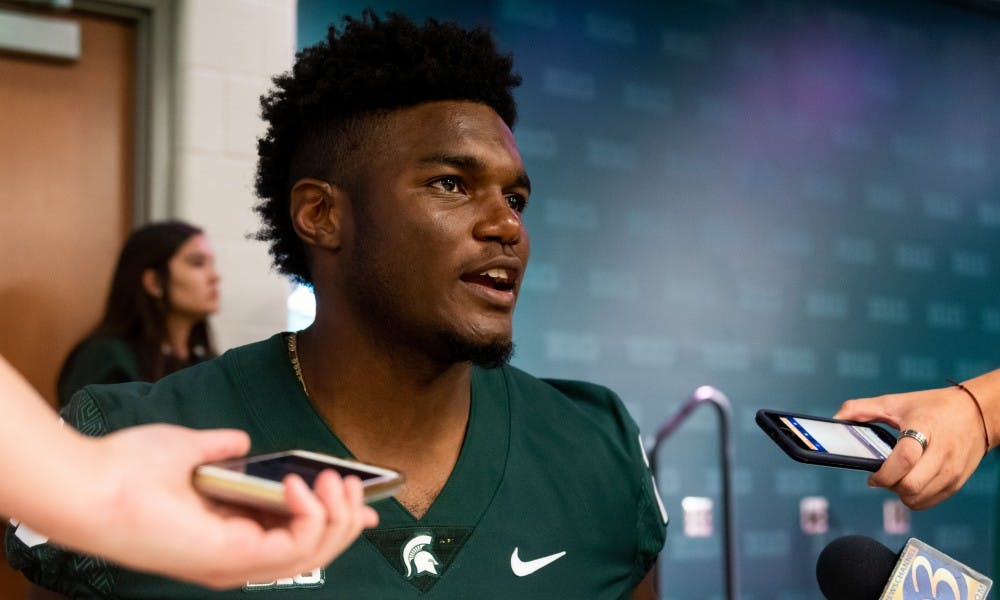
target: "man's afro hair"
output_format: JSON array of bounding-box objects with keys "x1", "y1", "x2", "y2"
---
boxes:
[{"x1": 254, "y1": 10, "x2": 522, "y2": 285}]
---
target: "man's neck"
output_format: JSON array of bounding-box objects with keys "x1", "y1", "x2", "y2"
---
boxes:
[{"x1": 294, "y1": 323, "x2": 474, "y2": 518}]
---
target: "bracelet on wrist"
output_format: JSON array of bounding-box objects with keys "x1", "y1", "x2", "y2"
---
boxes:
[{"x1": 946, "y1": 378, "x2": 990, "y2": 453}]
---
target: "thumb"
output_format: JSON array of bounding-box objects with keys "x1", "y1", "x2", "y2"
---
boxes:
[{"x1": 187, "y1": 428, "x2": 252, "y2": 463}]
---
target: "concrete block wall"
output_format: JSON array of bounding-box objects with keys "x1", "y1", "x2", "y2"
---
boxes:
[{"x1": 172, "y1": 0, "x2": 296, "y2": 350}]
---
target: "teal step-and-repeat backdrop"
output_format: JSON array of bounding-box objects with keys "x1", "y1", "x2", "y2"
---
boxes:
[{"x1": 297, "y1": 1, "x2": 1000, "y2": 597}]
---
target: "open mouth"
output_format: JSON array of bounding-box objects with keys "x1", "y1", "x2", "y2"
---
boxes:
[{"x1": 461, "y1": 267, "x2": 516, "y2": 292}]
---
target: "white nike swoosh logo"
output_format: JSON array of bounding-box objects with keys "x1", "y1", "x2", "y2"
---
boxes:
[{"x1": 510, "y1": 547, "x2": 567, "y2": 577}]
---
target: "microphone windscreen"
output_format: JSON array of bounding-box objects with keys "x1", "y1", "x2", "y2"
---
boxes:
[{"x1": 815, "y1": 535, "x2": 898, "y2": 600}]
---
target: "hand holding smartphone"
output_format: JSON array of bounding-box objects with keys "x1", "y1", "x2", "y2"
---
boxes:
[
  {"x1": 756, "y1": 409, "x2": 897, "y2": 471},
  {"x1": 193, "y1": 450, "x2": 404, "y2": 514}
]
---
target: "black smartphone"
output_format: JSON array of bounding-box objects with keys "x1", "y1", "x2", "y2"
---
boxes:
[
  {"x1": 755, "y1": 409, "x2": 897, "y2": 471},
  {"x1": 194, "y1": 450, "x2": 404, "y2": 513}
]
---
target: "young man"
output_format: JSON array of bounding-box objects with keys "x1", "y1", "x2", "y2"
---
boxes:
[{"x1": 8, "y1": 12, "x2": 667, "y2": 598}]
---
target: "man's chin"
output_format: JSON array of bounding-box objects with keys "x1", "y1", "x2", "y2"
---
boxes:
[
  {"x1": 468, "y1": 342, "x2": 514, "y2": 369},
  {"x1": 441, "y1": 332, "x2": 514, "y2": 369}
]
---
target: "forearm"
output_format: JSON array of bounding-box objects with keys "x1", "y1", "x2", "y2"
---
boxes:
[
  {"x1": 0, "y1": 357, "x2": 114, "y2": 545},
  {"x1": 960, "y1": 368, "x2": 1000, "y2": 450}
]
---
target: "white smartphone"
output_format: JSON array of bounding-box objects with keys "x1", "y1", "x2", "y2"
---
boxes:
[{"x1": 193, "y1": 449, "x2": 404, "y2": 513}]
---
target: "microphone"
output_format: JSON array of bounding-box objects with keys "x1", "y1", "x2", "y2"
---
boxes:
[{"x1": 816, "y1": 535, "x2": 992, "y2": 600}]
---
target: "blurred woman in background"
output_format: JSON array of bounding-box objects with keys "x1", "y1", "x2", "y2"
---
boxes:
[{"x1": 58, "y1": 220, "x2": 220, "y2": 406}]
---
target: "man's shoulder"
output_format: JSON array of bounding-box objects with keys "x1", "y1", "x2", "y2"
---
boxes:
[
  {"x1": 65, "y1": 334, "x2": 286, "y2": 432},
  {"x1": 492, "y1": 364, "x2": 636, "y2": 436},
  {"x1": 499, "y1": 363, "x2": 623, "y2": 411}
]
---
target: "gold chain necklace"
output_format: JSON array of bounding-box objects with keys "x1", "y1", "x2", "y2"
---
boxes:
[{"x1": 286, "y1": 331, "x2": 309, "y2": 396}]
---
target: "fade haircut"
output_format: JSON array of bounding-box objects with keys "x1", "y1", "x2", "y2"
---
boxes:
[{"x1": 254, "y1": 10, "x2": 522, "y2": 285}]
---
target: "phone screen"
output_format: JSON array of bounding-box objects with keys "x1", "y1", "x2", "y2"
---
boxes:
[
  {"x1": 231, "y1": 455, "x2": 387, "y2": 487},
  {"x1": 778, "y1": 416, "x2": 893, "y2": 459}
]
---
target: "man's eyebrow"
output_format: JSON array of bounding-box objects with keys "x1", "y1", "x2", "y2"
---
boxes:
[
  {"x1": 418, "y1": 153, "x2": 532, "y2": 193},
  {"x1": 418, "y1": 153, "x2": 481, "y2": 170},
  {"x1": 515, "y1": 172, "x2": 532, "y2": 193}
]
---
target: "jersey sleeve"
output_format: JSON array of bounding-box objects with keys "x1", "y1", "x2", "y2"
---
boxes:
[
  {"x1": 631, "y1": 429, "x2": 669, "y2": 582},
  {"x1": 603, "y1": 392, "x2": 668, "y2": 588},
  {"x1": 4, "y1": 388, "x2": 121, "y2": 596},
  {"x1": 541, "y1": 377, "x2": 668, "y2": 589}
]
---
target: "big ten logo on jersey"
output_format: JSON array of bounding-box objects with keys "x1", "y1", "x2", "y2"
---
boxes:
[{"x1": 244, "y1": 568, "x2": 324, "y2": 591}]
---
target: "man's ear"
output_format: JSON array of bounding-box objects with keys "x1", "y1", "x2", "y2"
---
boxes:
[
  {"x1": 290, "y1": 178, "x2": 345, "y2": 250},
  {"x1": 141, "y1": 269, "x2": 163, "y2": 299}
]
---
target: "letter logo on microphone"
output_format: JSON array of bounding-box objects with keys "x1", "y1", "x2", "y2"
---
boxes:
[{"x1": 881, "y1": 538, "x2": 991, "y2": 600}]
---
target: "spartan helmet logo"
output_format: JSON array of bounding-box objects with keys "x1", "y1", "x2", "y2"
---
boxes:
[{"x1": 402, "y1": 533, "x2": 441, "y2": 579}]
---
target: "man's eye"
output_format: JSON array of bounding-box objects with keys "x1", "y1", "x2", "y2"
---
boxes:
[
  {"x1": 433, "y1": 177, "x2": 461, "y2": 193},
  {"x1": 506, "y1": 194, "x2": 528, "y2": 213}
]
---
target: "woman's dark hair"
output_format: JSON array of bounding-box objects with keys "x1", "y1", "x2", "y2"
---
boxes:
[
  {"x1": 254, "y1": 10, "x2": 521, "y2": 285},
  {"x1": 62, "y1": 221, "x2": 216, "y2": 386}
]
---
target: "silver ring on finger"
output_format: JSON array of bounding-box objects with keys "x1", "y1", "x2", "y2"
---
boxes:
[{"x1": 899, "y1": 429, "x2": 928, "y2": 451}]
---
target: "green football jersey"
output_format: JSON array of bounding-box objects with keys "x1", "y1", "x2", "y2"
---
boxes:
[
  {"x1": 7, "y1": 334, "x2": 667, "y2": 599},
  {"x1": 57, "y1": 336, "x2": 141, "y2": 407}
]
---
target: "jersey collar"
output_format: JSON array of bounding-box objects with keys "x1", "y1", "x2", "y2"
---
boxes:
[{"x1": 234, "y1": 333, "x2": 511, "y2": 528}]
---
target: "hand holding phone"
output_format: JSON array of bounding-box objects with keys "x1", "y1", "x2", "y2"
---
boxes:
[
  {"x1": 194, "y1": 450, "x2": 404, "y2": 513},
  {"x1": 756, "y1": 409, "x2": 897, "y2": 471}
]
